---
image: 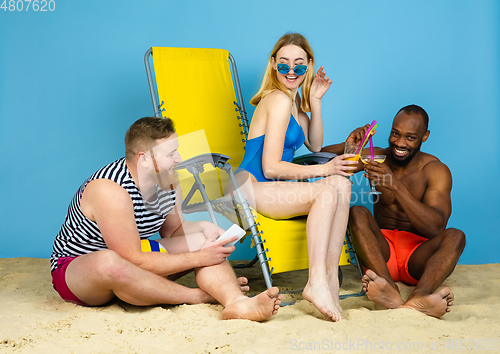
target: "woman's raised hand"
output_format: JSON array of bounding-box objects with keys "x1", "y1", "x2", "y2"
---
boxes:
[{"x1": 310, "y1": 66, "x2": 333, "y2": 100}]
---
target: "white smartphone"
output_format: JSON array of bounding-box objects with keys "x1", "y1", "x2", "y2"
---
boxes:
[{"x1": 217, "y1": 224, "x2": 246, "y2": 247}]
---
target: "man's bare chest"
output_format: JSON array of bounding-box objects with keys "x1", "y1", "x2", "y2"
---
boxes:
[{"x1": 379, "y1": 169, "x2": 428, "y2": 206}]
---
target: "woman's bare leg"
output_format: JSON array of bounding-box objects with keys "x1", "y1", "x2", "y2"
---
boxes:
[
  {"x1": 249, "y1": 180, "x2": 346, "y2": 321},
  {"x1": 315, "y1": 175, "x2": 352, "y2": 319}
]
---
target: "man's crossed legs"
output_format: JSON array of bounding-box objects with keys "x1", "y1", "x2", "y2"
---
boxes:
[
  {"x1": 349, "y1": 206, "x2": 465, "y2": 318},
  {"x1": 54, "y1": 231, "x2": 282, "y2": 321}
]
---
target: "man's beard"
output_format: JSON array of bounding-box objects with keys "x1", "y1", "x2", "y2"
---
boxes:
[
  {"x1": 156, "y1": 169, "x2": 180, "y2": 191},
  {"x1": 388, "y1": 140, "x2": 422, "y2": 167}
]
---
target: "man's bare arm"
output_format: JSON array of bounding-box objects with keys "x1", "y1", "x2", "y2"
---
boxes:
[
  {"x1": 320, "y1": 142, "x2": 345, "y2": 155},
  {"x1": 376, "y1": 161, "x2": 452, "y2": 238},
  {"x1": 321, "y1": 124, "x2": 378, "y2": 164},
  {"x1": 82, "y1": 180, "x2": 226, "y2": 277}
]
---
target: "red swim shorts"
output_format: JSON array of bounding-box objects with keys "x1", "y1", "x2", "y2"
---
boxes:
[
  {"x1": 51, "y1": 257, "x2": 89, "y2": 306},
  {"x1": 381, "y1": 229, "x2": 427, "y2": 285}
]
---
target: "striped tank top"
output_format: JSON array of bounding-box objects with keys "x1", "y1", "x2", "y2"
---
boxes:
[{"x1": 50, "y1": 158, "x2": 176, "y2": 271}]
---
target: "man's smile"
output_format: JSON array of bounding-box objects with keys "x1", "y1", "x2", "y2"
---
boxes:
[{"x1": 393, "y1": 147, "x2": 409, "y2": 157}]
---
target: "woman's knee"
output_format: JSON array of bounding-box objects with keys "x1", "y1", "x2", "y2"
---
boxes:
[
  {"x1": 323, "y1": 175, "x2": 352, "y2": 192},
  {"x1": 323, "y1": 175, "x2": 352, "y2": 202},
  {"x1": 312, "y1": 183, "x2": 338, "y2": 207}
]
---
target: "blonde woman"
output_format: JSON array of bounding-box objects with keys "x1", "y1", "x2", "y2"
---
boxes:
[{"x1": 234, "y1": 33, "x2": 357, "y2": 321}]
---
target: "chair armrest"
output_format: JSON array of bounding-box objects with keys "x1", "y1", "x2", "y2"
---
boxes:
[
  {"x1": 292, "y1": 152, "x2": 337, "y2": 166},
  {"x1": 175, "y1": 153, "x2": 231, "y2": 175}
]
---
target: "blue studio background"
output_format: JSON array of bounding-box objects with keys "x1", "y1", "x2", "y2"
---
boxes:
[{"x1": 1, "y1": 0, "x2": 498, "y2": 264}]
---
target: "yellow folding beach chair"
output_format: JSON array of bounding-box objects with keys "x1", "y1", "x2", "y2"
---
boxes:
[{"x1": 144, "y1": 47, "x2": 361, "y2": 289}]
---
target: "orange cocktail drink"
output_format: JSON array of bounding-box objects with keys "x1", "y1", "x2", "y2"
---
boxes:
[{"x1": 345, "y1": 155, "x2": 360, "y2": 175}]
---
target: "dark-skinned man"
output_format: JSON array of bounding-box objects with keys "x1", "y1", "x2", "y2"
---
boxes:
[{"x1": 322, "y1": 104, "x2": 466, "y2": 318}]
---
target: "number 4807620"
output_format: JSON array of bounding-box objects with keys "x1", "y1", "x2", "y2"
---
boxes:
[{"x1": 1, "y1": 0, "x2": 56, "y2": 11}]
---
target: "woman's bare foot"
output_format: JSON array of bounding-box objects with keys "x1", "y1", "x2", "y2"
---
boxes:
[
  {"x1": 327, "y1": 270, "x2": 343, "y2": 313},
  {"x1": 237, "y1": 277, "x2": 249, "y2": 294},
  {"x1": 362, "y1": 269, "x2": 404, "y2": 309},
  {"x1": 303, "y1": 280, "x2": 343, "y2": 321},
  {"x1": 399, "y1": 288, "x2": 454, "y2": 318},
  {"x1": 221, "y1": 287, "x2": 282, "y2": 321}
]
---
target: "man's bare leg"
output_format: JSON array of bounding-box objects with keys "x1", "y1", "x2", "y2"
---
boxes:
[
  {"x1": 195, "y1": 260, "x2": 282, "y2": 321},
  {"x1": 349, "y1": 206, "x2": 405, "y2": 308},
  {"x1": 159, "y1": 229, "x2": 280, "y2": 321},
  {"x1": 66, "y1": 250, "x2": 216, "y2": 306},
  {"x1": 400, "y1": 228, "x2": 465, "y2": 317},
  {"x1": 168, "y1": 270, "x2": 249, "y2": 294},
  {"x1": 67, "y1": 251, "x2": 269, "y2": 319}
]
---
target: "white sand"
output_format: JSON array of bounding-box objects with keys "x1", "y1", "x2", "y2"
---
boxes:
[{"x1": 1, "y1": 258, "x2": 499, "y2": 353}]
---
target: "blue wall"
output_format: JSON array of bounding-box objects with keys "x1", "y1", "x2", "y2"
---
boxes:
[{"x1": 1, "y1": 0, "x2": 499, "y2": 264}]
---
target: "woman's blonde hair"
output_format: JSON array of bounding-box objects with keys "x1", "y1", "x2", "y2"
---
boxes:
[{"x1": 250, "y1": 33, "x2": 315, "y2": 112}]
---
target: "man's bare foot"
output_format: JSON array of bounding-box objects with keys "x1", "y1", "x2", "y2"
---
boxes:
[
  {"x1": 399, "y1": 288, "x2": 454, "y2": 318},
  {"x1": 191, "y1": 288, "x2": 218, "y2": 304},
  {"x1": 237, "y1": 277, "x2": 250, "y2": 294},
  {"x1": 303, "y1": 280, "x2": 343, "y2": 321},
  {"x1": 184, "y1": 277, "x2": 249, "y2": 303},
  {"x1": 221, "y1": 287, "x2": 282, "y2": 321},
  {"x1": 362, "y1": 269, "x2": 404, "y2": 309}
]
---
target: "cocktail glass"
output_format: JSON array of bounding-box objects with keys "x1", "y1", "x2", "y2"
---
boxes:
[
  {"x1": 360, "y1": 155, "x2": 386, "y2": 195},
  {"x1": 344, "y1": 142, "x2": 360, "y2": 183}
]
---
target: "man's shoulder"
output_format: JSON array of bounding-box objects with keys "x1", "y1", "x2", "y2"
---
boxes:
[
  {"x1": 420, "y1": 152, "x2": 450, "y2": 173},
  {"x1": 81, "y1": 179, "x2": 132, "y2": 222},
  {"x1": 418, "y1": 153, "x2": 452, "y2": 186},
  {"x1": 85, "y1": 179, "x2": 131, "y2": 203}
]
